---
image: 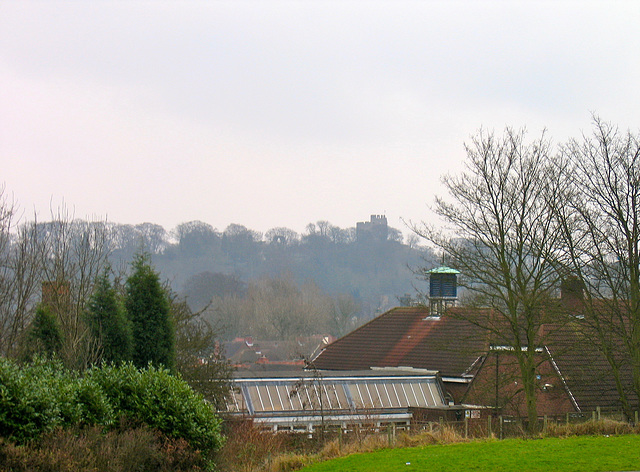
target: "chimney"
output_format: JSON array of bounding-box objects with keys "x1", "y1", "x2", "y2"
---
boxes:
[
  {"x1": 561, "y1": 277, "x2": 585, "y2": 311},
  {"x1": 41, "y1": 280, "x2": 71, "y2": 309}
]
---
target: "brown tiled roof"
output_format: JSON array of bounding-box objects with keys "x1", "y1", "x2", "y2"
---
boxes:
[
  {"x1": 544, "y1": 322, "x2": 639, "y2": 411},
  {"x1": 311, "y1": 306, "x2": 489, "y2": 378},
  {"x1": 223, "y1": 336, "x2": 327, "y2": 367}
]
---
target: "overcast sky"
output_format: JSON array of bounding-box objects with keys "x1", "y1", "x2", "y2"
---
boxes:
[{"x1": 2, "y1": 1, "x2": 639, "y2": 236}]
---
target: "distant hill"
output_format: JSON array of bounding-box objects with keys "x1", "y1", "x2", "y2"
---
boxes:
[{"x1": 107, "y1": 219, "x2": 436, "y2": 324}]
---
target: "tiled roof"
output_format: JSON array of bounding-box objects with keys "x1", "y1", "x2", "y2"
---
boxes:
[
  {"x1": 545, "y1": 322, "x2": 639, "y2": 411},
  {"x1": 311, "y1": 303, "x2": 640, "y2": 413},
  {"x1": 223, "y1": 335, "x2": 331, "y2": 368},
  {"x1": 311, "y1": 306, "x2": 489, "y2": 378}
]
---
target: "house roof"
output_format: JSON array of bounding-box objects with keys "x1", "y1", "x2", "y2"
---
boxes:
[
  {"x1": 309, "y1": 299, "x2": 640, "y2": 414},
  {"x1": 223, "y1": 335, "x2": 333, "y2": 371},
  {"x1": 544, "y1": 322, "x2": 639, "y2": 412},
  {"x1": 311, "y1": 306, "x2": 489, "y2": 378}
]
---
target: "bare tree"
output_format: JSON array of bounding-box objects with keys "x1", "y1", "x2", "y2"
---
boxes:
[
  {"x1": 316, "y1": 220, "x2": 330, "y2": 237},
  {"x1": 172, "y1": 293, "x2": 232, "y2": 410},
  {"x1": 331, "y1": 294, "x2": 360, "y2": 337},
  {"x1": 36, "y1": 206, "x2": 112, "y2": 368},
  {"x1": 0, "y1": 189, "x2": 21, "y2": 354},
  {"x1": 305, "y1": 222, "x2": 317, "y2": 236},
  {"x1": 135, "y1": 222, "x2": 168, "y2": 254},
  {"x1": 0, "y1": 189, "x2": 46, "y2": 356},
  {"x1": 0, "y1": 194, "x2": 111, "y2": 364},
  {"x1": 205, "y1": 275, "x2": 335, "y2": 340},
  {"x1": 413, "y1": 128, "x2": 565, "y2": 432},
  {"x1": 556, "y1": 117, "x2": 640, "y2": 418},
  {"x1": 2, "y1": 220, "x2": 46, "y2": 356},
  {"x1": 265, "y1": 227, "x2": 299, "y2": 245},
  {"x1": 249, "y1": 276, "x2": 332, "y2": 339}
]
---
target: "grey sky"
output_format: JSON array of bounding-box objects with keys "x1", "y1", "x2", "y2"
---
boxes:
[{"x1": 1, "y1": 1, "x2": 639, "y2": 235}]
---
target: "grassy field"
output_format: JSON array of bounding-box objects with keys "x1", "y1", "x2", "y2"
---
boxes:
[{"x1": 299, "y1": 435, "x2": 640, "y2": 472}]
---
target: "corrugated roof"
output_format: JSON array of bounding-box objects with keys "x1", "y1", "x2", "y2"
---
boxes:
[{"x1": 311, "y1": 306, "x2": 489, "y2": 378}]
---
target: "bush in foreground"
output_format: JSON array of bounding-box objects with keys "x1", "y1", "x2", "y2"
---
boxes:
[{"x1": 0, "y1": 357, "x2": 223, "y2": 456}]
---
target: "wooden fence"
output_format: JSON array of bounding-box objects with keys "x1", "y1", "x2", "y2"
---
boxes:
[
  {"x1": 401, "y1": 407, "x2": 637, "y2": 440},
  {"x1": 315, "y1": 407, "x2": 639, "y2": 443}
]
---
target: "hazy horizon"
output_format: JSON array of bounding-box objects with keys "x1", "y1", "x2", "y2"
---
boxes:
[{"x1": 3, "y1": 2, "x2": 639, "y2": 235}]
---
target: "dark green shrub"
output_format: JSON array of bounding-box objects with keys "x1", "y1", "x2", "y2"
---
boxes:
[
  {"x1": 0, "y1": 357, "x2": 65, "y2": 442},
  {"x1": 29, "y1": 304, "x2": 63, "y2": 357},
  {"x1": 0, "y1": 358, "x2": 223, "y2": 457},
  {"x1": 72, "y1": 376, "x2": 116, "y2": 427},
  {"x1": 86, "y1": 363, "x2": 224, "y2": 454}
]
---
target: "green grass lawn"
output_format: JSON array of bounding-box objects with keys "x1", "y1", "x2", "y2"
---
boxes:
[{"x1": 300, "y1": 435, "x2": 640, "y2": 472}]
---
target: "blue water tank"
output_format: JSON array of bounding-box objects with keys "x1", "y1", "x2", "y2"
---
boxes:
[{"x1": 428, "y1": 267, "x2": 459, "y2": 299}]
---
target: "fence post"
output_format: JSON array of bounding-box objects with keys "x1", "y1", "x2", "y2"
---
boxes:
[
  {"x1": 387, "y1": 424, "x2": 392, "y2": 447},
  {"x1": 635, "y1": 411, "x2": 638, "y2": 426},
  {"x1": 488, "y1": 415, "x2": 492, "y2": 437},
  {"x1": 592, "y1": 410, "x2": 596, "y2": 422},
  {"x1": 597, "y1": 406, "x2": 601, "y2": 421},
  {"x1": 464, "y1": 415, "x2": 469, "y2": 438},
  {"x1": 566, "y1": 412, "x2": 569, "y2": 425},
  {"x1": 499, "y1": 416, "x2": 503, "y2": 440}
]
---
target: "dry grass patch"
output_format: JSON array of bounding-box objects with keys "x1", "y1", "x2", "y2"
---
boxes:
[
  {"x1": 265, "y1": 453, "x2": 315, "y2": 472},
  {"x1": 0, "y1": 425, "x2": 208, "y2": 472},
  {"x1": 395, "y1": 425, "x2": 466, "y2": 448},
  {"x1": 544, "y1": 418, "x2": 637, "y2": 438}
]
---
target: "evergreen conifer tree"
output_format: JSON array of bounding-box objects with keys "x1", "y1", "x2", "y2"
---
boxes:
[
  {"x1": 125, "y1": 253, "x2": 175, "y2": 370},
  {"x1": 30, "y1": 304, "x2": 63, "y2": 357},
  {"x1": 86, "y1": 267, "x2": 133, "y2": 364}
]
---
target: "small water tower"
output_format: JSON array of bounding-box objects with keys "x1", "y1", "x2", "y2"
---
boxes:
[{"x1": 427, "y1": 266, "x2": 459, "y2": 317}]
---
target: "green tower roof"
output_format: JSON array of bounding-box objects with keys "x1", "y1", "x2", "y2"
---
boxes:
[{"x1": 427, "y1": 266, "x2": 460, "y2": 275}]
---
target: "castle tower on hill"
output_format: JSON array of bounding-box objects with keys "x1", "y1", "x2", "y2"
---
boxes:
[{"x1": 356, "y1": 214, "x2": 388, "y2": 242}]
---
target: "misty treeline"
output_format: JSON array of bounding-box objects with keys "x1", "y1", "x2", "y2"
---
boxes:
[
  {"x1": 110, "y1": 219, "x2": 434, "y2": 340},
  {"x1": 0, "y1": 191, "x2": 435, "y2": 353},
  {"x1": 200, "y1": 275, "x2": 363, "y2": 340}
]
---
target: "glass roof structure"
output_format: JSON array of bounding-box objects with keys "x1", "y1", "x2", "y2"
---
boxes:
[{"x1": 228, "y1": 371, "x2": 446, "y2": 417}]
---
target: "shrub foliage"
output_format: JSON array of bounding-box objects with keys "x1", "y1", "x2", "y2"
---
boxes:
[{"x1": 0, "y1": 357, "x2": 223, "y2": 455}]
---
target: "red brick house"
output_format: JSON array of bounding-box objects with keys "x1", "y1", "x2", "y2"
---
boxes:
[{"x1": 311, "y1": 303, "x2": 638, "y2": 417}]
